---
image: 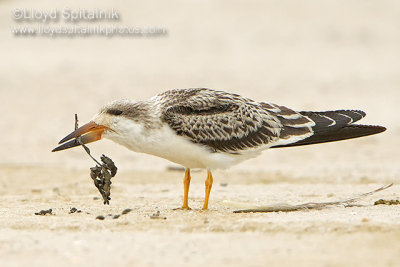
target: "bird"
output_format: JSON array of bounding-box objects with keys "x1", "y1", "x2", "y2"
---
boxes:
[{"x1": 53, "y1": 88, "x2": 386, "y2": 210}]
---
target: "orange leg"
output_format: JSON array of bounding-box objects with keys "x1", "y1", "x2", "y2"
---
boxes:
[
  {"x1": 181, "y1": 168, "x2": 191, "y2": 210},
  {"x1": 202, "y1": 170, "x2": 213, "y2": 210}
]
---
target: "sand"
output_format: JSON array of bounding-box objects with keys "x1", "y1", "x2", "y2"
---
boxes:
[
  {"x1": 1, "y1": 0, "x2": 400, "y2": 266},
  {"x1": 1, "y1": 167, "x2": 399, "y2": 266}
]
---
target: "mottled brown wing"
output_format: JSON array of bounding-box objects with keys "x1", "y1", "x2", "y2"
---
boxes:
[
  {"x1": 160, "y1": 89, "x2": 316, "y2": 153},
  {"x1": 162, "y1": 103, "x2": 278, "y2": 153},
  {"x1": 159, "y1": 88, "x2": 317, "y2": 153}
]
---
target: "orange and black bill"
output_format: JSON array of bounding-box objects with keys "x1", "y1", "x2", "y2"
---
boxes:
[{"x1": 52, "y1": 121, "x2": 107, "y2": 152}]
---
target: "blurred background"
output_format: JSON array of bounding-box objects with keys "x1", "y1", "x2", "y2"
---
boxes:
[{"x1": 0, "y1": 0, "x2": 399, "y2": 182}]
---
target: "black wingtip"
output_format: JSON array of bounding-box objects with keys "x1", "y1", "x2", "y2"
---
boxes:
[
  {"x1": 352, "y1": 124, "x2": 386, "y2": 135},
  {"x1": 372, "y1": 125, "x2": 386, "y2": 134},
  {"x1": 271, "y1": 124, "x2": 386, "y2": 148}
]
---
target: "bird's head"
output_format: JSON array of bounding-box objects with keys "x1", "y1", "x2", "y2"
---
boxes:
[{"x1": 52, "y1": 99, "x2": 151, "y2": 152}]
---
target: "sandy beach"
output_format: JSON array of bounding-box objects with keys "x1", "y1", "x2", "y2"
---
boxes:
[{"x1": 1, "y1": 0, "x2": 399, "y2": 266}]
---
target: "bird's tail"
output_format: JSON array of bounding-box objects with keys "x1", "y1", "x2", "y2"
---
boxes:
[{"x1": 271, "y1": 110, "x2": 386, "y2": 148}]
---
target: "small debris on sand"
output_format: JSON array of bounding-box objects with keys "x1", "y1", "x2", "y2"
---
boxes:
[
  {"x1": 150, "y1": 211, "x2": 166, "y2": 220},
  {"x1": 122, "y1": 208, "x2": 132, "y2": 215},
  {"x1": 94, "y1": 208, "x2": 133, "y2": 220},
  {"x1": 69, "y1": 207, "x2": 82, "y2": 214},
  {"x1": 374, "y1": 199, "x2": 400, "y2": 205},
  {"x1": 52, "y1": 187, "x2": 60, "y2": 194},
  {"x1": 96, "y1": 215, "x2": 105, "y2": 220},
  {"x1": 35, "y1": 209, "x2": 52, "y2": 216},
  {"x1": 31, "y1": 189, "x2": 42, "y2": 193}
]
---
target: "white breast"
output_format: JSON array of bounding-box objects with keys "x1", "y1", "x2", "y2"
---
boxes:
[{"x1": 103, "y1": 119, "x2": 259, "y2": 169}]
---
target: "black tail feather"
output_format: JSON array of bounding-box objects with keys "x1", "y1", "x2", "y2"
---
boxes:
[
  {"x1": 272, "y1": 124, "x2": 386, "y2": 148},
  {"x1": 271, "y1": 109, "x2": 385, "y2": 148}
]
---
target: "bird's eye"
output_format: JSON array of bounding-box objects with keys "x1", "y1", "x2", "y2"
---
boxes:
[{"x1": 107, "y1": 109, "x2": 123, "y2": 116}]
